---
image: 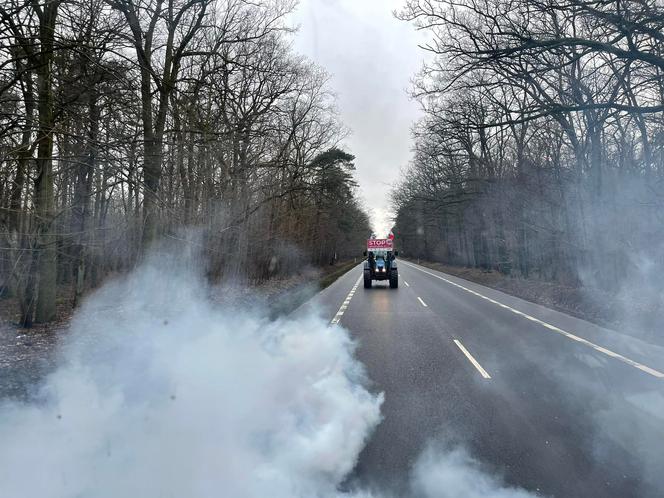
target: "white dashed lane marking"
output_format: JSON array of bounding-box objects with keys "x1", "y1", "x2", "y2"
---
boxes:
[
  {"x1": 404, "y1": 281, "x2": 410, "y2": 287},
  {"x1": 402, "y1": 261, "x2": 664, "y2": 378},
  {"x1": 330, "y1": 275, "x2": 362, "y2": 325},
  {"x1": 417, "y1": 296, "x2": 428, "y2": 307},
  {"x1": 454, "y1": 339, "x2": 492, "y2": 379}
]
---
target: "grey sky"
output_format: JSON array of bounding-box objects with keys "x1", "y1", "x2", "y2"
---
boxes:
[{"x1": 291, "y1": 0, "x2": 425, "y2": 237}]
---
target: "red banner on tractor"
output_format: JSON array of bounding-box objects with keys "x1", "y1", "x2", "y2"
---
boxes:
[{"x1": 367, "y1": 238, "x2": 393, "y2": 251}]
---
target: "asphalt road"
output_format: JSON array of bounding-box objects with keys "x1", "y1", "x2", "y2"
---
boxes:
[{"x1": 300, "y1": 261, "x2": 664, "y2": 497}]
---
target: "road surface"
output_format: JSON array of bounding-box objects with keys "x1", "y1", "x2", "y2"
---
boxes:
[{"x1": 299, "y1": 261, "x2": 664, "y2": 497}]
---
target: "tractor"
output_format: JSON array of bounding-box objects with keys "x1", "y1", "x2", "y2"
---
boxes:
[{"x1": 364, "y1": 239, "x2": 398, "y2": 289}]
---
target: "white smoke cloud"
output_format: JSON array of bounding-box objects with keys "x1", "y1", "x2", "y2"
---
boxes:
[
  {"x1": 0, "y1": 253, "x2": 539, "y2": 498},
  {"x1": 0, "y1": 256, "x2": 383, "y2": 498},
  {"x1": 410, "y1": 445, "x2": 540, "y2": 498}
]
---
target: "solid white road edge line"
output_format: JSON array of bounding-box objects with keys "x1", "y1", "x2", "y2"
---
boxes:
[
  {"x1": 330, "y1": 275, "x2": 362, "y2": 325},
  {"x1": 403, "y1": 261, "x2": 664, "y2": 379},
  {"x1": 291, "y1": 263, "x2": 362, "y2": 315},
  {"x1": 417, "y1": 296, "x2": 428, "y2": 307},
  {"x1": 454, "y1": 339, "x2": 491, "y2": 379}
]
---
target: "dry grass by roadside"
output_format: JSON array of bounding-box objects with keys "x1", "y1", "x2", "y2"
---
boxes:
[{"x1": 206, "y1": 259, "x2": 358, "y2": 315}]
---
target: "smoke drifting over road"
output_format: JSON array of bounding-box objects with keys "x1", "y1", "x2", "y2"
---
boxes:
[
  {"x1": 411, "y1": 445, "x2": 539, "y2": 498},
  {"x1": 0, "y1": 252, "x2": 381, "y2": 497},
  {"x1": 0, "y1": 252, "x2": 537, "y2": 498}
]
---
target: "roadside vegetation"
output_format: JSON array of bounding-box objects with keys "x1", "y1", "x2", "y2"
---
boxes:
[
  {"x1": 0, "y1": 0, "x2": 370, "y2": 326},
  {"x1": 394, "y1": 1, "x2": 664, "y2": 315}
]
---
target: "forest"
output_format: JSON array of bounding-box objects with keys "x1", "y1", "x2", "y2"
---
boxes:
[
  {"x1": 0, "y1": 0, "x2": 371, "y2": 325},
  {"x1": 394, "y1": 0, "x2": 664, "y2": 296}
]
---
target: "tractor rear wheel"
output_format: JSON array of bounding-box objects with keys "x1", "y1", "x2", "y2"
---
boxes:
[
  {"x1": 389, "y1": 269, "x2": 398, "y2": 288},
  {"x1": 364, "y1": 270, "x2": 372, "y2": 288}
]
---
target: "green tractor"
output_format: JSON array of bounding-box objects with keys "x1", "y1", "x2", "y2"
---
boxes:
[{"x1": 364, "y1": 239, "x2": 398, "y2": 289}]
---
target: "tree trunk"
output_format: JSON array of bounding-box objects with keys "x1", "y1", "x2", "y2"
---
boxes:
[
  {"x1": 72, "y1": 85, "x2": 98, "y2": 306},
  {"x1": 33, "y1": 1, "x2": 60, "y2": 323},
  {"x1": 142, "y1": 139, "x2": 163, "y2": 247}
]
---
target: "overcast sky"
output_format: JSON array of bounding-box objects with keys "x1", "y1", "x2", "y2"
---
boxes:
[{"x1": 290, "y1": 0, "x2": 425, "y2": 237}]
